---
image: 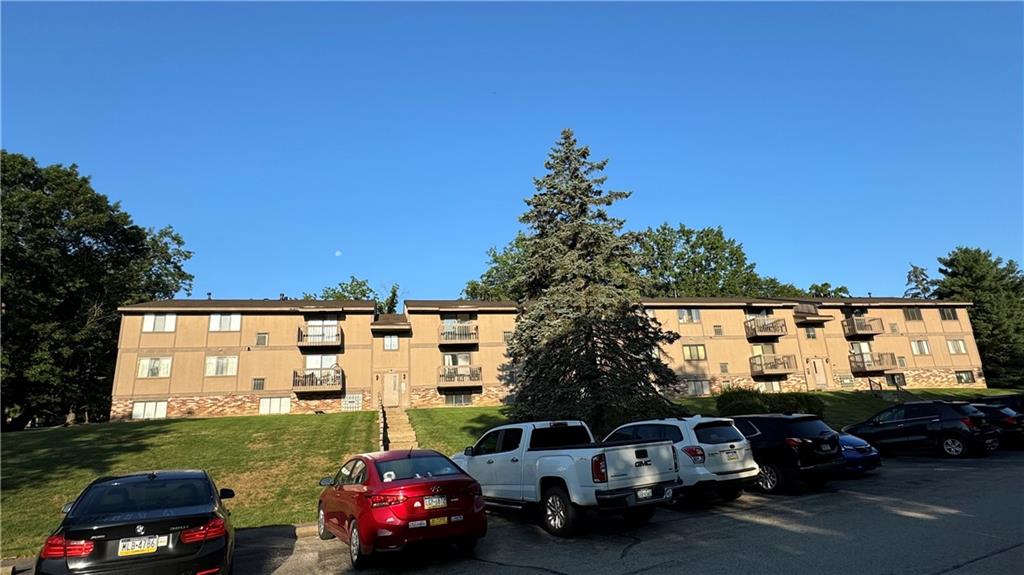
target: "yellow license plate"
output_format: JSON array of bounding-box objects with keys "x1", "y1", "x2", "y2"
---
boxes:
[
  {"x1": 118, "y1": 535, "x2": 158, "y2": 557},
  {"x1": 429, "y1": 517, "x2": 448, "y2": 527}
]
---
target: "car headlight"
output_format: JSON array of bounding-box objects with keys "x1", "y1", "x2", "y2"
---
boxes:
[{"x1": 841, "y1": 444, "x2": 851, "y2": 452}]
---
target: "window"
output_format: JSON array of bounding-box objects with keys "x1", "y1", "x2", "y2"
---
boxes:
[
  {"x1": 839, "y1": 374, "x2": 855, "y2": 388},
  {"x1": 889, "y1": 323, "x2": 899, "y2": 334},
  {"x1": 756, "y1": 380, "x2": 782, "y2": 393},
  {"x1": 955, "y1": 370, "x2": 976, "y2": 384},
  {"x1": 348, "y1": 460, "x2": 368, "y2": 484},
  {"x1": 733, "y1": 420, "x2": 760, "y2": 437},
  {"x1": 877, "y1": 407, "x2": 904, "y2": 423},
  {"x1": 633, "y1": 424, "x2": 684, "y2": 443},
  {"x1": 528, "y1": 426, "x2": 593, "y2": 449},
  {"x1": 911, "y1": 340, "x2": 931, "y2": 356},
  {"x1": 947, "y1": 339, "x2": 967, "y2": 355},
  {"x1": 137, "y1": 357, "x2": 172, "y2": 378},
  {"x1": 939, "y1": 308, "x2": 958, "y2": 321},
  {"x1": 259, "y1": 397, "x2": 290, "y2": 415},
  {"x1": 208, "y1": 313, "x2": 241, "y2": 332},
  {"x1": 903, "y1": 308, "x2": 923, "y2": 321},
  {"x1": 74, "y1": 477, "x2": 211, "y2": 515},
  {"x1": 719, "y1": 362, "x2": 729, "y2": 374},
  {"x1": 375, "y1": 455, "x2": 461, "y2": 483},
  {"x1": 255, "y1": 332, "x2": 269, "y2": 346},
  {"x1": 473, "y1": 430, "x2": 501, "y2": 455},
  {"x1": 886, "y1": 373, "x2": 906, "y2": 388},
  {"x1": 445, "y1": 393, "x2": 473, "y2": 406},
  {"x1": 677, "y1": 309, "x2": 701, "y2": 323},
  {"x1": 131, "y1": 400, "x2": 167, "y2": 420},
  {"x1": 305, "y1": 316, "x2": 339, "y2": 342},
  {"x1": 498, "y1": 428, "x2": 524, "y2": 452},
  {"x1": 443, "y1": 352, "x2": 471, "y2": 366},
  {"x1": 682, "y1": 344, "x2": 707, "y2": 361},
  {"x1": 383, "y1": 335, "x2": 399, "y2": 351},
  {"x1": 686, "y1": 379, "x2": 711, "y2": 396},
  {"x1": 904, "y1": 404, "x2": 937, "y2": 419},
  {"x1": 142, "y1": 313, "x2": 176, "y2": 333},
  {"x1": 713, "y1": 325, "x2": 724, "y2": 336},
  {"x1": 849, "y1": 341, "x2": 871, "y2": 355},
  {"x1": 805, "y1": 327, "x2": 817, "y2": 339},
  {"x1": 205, "y1": 356, "x2": 238, "y2": 376},
  {"x1": 252, "y1": 377, "x2": 265, "y2": 391},
  {"x1": 752, "y1": 343, "x2": 777, "y2": 356},
  {"x1": 897, "y1": 356, "x2": 908, "y2": 368},
  {"x1": 694, "y1": 421, "x2": 744, "y2": 444},
  {"x1": 503, "y1": 331, "x2": 514, "y2": 344}
]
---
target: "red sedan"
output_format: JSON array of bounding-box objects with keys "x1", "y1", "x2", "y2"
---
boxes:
[{"x1": 316, "y1": 449, "x2": 487, "y2": 568}]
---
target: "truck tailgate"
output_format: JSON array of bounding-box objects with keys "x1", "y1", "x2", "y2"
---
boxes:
[{"x1": 603, "y1": 440, "x2": 676, "y2": 490}]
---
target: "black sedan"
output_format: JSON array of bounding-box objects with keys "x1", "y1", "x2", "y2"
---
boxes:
[
  {"x1": 972, "y1": 403, "x2": 1024, "y2": 447},
  {"x1": 36, "y1": 470, "x2": 235, "y2": 575}
]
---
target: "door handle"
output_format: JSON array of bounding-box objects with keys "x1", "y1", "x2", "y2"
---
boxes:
[
  {"x1": 896, "y1": 424, "x2": 904, "y2": 428},
  {"x1": 510, "y1": 457, "x2": 520, "y2": 463},
  {"x1": 486, "y1": 459, "x2": 495, "y2": 464}
]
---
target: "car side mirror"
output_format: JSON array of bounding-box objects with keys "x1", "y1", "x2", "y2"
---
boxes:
[
  {"x1": 61, "y1": 502, "x2": 73, "y2": 514},
  {"x1": 464, "y1": 446, "x2": 474, "y2": 457},
  {"x1": 319, "y1": 477, "x2": 335, "y2": 487},
  {"x1": 219, "y1": 488, "x2": 235, "y2": 500}
]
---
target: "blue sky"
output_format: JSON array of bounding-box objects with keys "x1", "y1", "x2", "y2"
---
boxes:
[{"x1": 3, "y1": 2, "x2": 1021, "y2": 303}]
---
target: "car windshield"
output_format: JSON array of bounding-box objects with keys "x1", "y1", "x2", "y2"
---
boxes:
[
  {"x1": 694, "y1": 421, "x2": 745, "y2": 444},
  {"x1": 72, "y1": 478, "x2": 213, "y2": 517},
  {"x1": 787, "y1": 418, "x2": 835, "y2": 438},
  {"x1": 375, "y1": 455, "x2": 462, "y2": 482}
]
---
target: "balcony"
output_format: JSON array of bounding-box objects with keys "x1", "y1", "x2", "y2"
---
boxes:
[
  {"x1": 439, "y1": 322, "x2": 479, "y2": 345},
  {"x1": 292, "y1": 368, "x2": 343, "y2": 392},
  {"x1": 297, "y1": 326, "x2": 342, "y2": 347},
  {"x1": 849, "y1": 352, "x2": 898, "y2": 373},
  {"x1": 744, "y1": 317, "x2": 788, "y2": 338},
  {"x1": 842, "y1": 317, "x2": 884, "y2": 337},
  {"x1": 749, "y1": 354, "x2": 798, "y2": 376},
  {"x1": 438, "y1": 365, "x2": 483, "y2": 387}
]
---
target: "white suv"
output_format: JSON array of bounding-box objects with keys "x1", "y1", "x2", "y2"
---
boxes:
[{"x1": 604, "y1": 416, "x2": 760, "y2": 500}]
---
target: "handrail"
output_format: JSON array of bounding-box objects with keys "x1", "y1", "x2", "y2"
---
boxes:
[
  {"x1": 438, "y1": 322, "x2": 479, "y2": 343},
  {"x1": 297, "y1": 325, "x2": 342, "y2": 345},
  {"x1": 379, "y1": 401, "x2": 390, "y2": 451},
  {"x1": 438, "y1": 365, "x2": 483, "y2": 383}
]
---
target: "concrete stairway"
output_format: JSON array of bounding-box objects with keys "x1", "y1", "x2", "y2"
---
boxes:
[{"x1": 384, "y1": 408, "x2": 419, "y2": 451}]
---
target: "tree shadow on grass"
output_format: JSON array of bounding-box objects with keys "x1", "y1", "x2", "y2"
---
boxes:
[
  {"x1": 2, "y1": 420, "x2": 179, "y2": 492},
  {"x1": 458, "y1": 412, "x2": 509, "y2": 448}
]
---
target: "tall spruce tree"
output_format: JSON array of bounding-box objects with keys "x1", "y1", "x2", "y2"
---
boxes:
[
  {"x1": 503, "y1": 130, "x2": 681, "y2": 434},
  {"x1": 904, "y1": 264, "x2": 933, "y2": 299}
]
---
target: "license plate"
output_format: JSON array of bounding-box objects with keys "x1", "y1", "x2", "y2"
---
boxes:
[
  {"x1": 636, "y1": 487, "x2": 654, "y2": 500},
  {"x1": 725, "y1": 450, "x2": 739, "y2": 461},
  {"x1": 429, "y1": 517, "x2": 448, "y2": 527},
  {"x1": 118, "y1": 535, "x2": 158, "y2": 557},
  {"x1": 423, "y1": 495, "x2": 447, "y2": 510}
]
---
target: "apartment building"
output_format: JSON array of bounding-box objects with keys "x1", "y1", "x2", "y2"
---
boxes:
[{"x1": 110, "y1": 296, "x2": 986, "y2": 420}]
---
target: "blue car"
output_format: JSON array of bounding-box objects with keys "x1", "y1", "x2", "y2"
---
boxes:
[{"x1": 839, "y1": 433, "x2": 881, "y2": 473}]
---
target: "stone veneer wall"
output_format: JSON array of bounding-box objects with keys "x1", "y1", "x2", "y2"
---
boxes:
[
  {"x1": 409, "y1": 385, "x2": 507, "y2": 408},
  {"x1": 110, "y1": 391, "x2": 372, "y2": 421},
  {"x1": 678, "y1": 368, "x2": 986, "y2": 397}
]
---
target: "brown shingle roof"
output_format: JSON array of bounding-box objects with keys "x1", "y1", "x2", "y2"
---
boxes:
[
  {"x1": 118, "y1": 299, "x2": 376, "y2": 313},
  {"x1": 769, "y1": 297, "x2": 972, "y2": 307},
  {"x1": 404, "y1": 300, "x2": 518, "y2": 312}
]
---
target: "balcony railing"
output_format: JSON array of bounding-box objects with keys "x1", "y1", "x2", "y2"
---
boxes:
[
  {"x1": 438, "y1": 365, "x2": 483, "y2": 385},
  {"x1": 292, "y1": 368, "x2": 343, "y2": 391},
  {"x1": 744, "y1": 317, "x2": 788, "y2": 338},
  {"x1": 297, "y1": 326, "x2": 342, "y2": 346},
  {"x1": 439, "y1": 322, "x2": 479, "y2": 344},
  {"x1": 841, "y1": 317, "x2": 884, "y2": 337},
  {"x1": 849, "y1": 352, "x2": 898, "y2": 373},
  {"x1": 749, "y1": 354, "x2": 798, "y2": 376}
]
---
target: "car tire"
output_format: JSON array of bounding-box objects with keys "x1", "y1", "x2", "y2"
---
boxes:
[
  {"x1": 718, "y1": 488, "x2": 743, "y2": 501},
  {"x1": 940, "y1": 436, "x2": 968, "y2": 458},
  {"x1": 317, "y1": 504, "x2": 334, "y2": 540},
  {"x1": 622, "y1": 506, "x2": 657, "y2": 526},
  {"x1": 756, "y1": 463, "x2": 786, "y2": 494},
  {"x1": 348, "y1": 519, "x2": 370, "y2": 570},
  {"x1": 540, "y1": 486, "x2": 577, "y2": 537}
]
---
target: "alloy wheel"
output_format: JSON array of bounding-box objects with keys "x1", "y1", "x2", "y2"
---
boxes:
[
  {"x1": 943, "y1": 438, "x2": 965, "y2": 456},
  {"x1": 349, "y1": 523, "x2": 360, "y2": 563},
  {"x1": 758, "y1": 466, "x2": 778, "y2": 491},
  {"x1": 318, "y1": 508, "x2": 325, "y2": 535},
  {"x1": 546, "y1": 495, "x2": 566, "y2": 530}
]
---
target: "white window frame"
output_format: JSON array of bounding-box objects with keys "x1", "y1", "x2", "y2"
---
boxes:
[
  {"x1": 208, "y1": 313, "x2": 242, "y2": 332},
  {"x1": 205, "y1": 356, "x2": 239, "y2": 376},
  {"x1": 682, "y1": 344, "x2": 707, "y2": 361},
  {"x1": 383, "y1": 335, "x2": 399, "y2": 351},
  {"x1": 911, "y1": 340, "x2": 931, "y2": 356},
  {"x1": 444, "y1": 393, "x2": 473, "y2": 406},
  {"x1": 259, "y1": 397, "x2": 291, "y2": 415},
  {"x1": 137, "y1": 357, "x2": 172, "y2": 378},
  {"x1": 677, "y1": 308, "x2": 702, "y2": 323},
  {"x1": 946, "y1": 339, "x2": 967, "y2": 355},
  {"x1": 305, "y1": 354, "x2": 337, "y2": 371},
  {"x1": 131, "y1": 400, "x2": 168, "y2": 420},
  {"x1": 686, "y1": 379, "x2": 711, "y2": 396},
  {"x1": 142, "y1": 313, "x2": 176, "y2": 333}
]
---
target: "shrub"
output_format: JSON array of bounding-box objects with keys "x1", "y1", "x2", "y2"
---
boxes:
[
  {"x1": 764, "y1": 392, "x2": 825, "y2": 417},
  {"x1": 716, "y1": 388, "x2": 770, "y2": 416}
]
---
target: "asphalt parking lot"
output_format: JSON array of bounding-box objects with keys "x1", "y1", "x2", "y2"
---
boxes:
[{"x1": 233, "y1": 450, "x2": 1024, "y2": 575}]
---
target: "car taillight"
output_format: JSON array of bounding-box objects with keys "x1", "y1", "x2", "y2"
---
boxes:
[
  {"x1": 368, "y1": 494, "x2": 408, "y2": 508},
  {"x1": 591, "y1": 453, "x2": 607, "y2": 483},
  {"x1": 40, "y1": 534, "x2": 94, "y2": 559},
  {"x1": 960, "y1": 418, "x2": 976, "y2": 429},
  {"x1": 785, "y1": 437, "x2": 805, "y2": 449},
  {"x1": 681, "y1": 446, "x2": 705, "y2": 464},
  {"x1": 1005, "y1": 416, "x2": 1018, "y2": 426},
  {"x1": 180, "y1": 518, "x2": 227, "y2": 544},
  {"x1": 672, "y1": 445, "x2": 679, "y2": 471}
]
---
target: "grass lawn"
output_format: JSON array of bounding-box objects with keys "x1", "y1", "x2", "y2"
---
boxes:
[
  {"x1": 406, "y1": 407, "x2": 507, "y2": 457},
  {"x1": 0, "y1": 412, "x2": 377, "y2": 558}
]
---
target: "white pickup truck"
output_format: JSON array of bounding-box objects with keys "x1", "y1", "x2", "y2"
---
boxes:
[{"x1": 452, "y1": 420, "x2": 680, "y2": 536}]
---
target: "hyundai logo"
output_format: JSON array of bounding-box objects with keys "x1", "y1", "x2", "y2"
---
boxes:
[
  {"x1": 135, "y1": 525, "x2": 145, "y2": 535},
  {"x1": 431, "y1": 485, "x2": 443, "y2": 494}
]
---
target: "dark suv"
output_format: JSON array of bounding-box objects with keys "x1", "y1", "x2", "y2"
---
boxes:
[
  {"x1": 843, "y1": 401, "x2": 998, "y2": 458},
  {"x1": 731, "y1": 414, "x2": 844, "y2": 494}
]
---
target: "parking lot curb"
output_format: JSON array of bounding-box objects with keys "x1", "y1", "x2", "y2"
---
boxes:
[{"x1": 294, "y1": 523, "x2": 318, "y2": 538}]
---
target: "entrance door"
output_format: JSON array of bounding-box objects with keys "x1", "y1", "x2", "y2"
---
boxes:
[
  {"x1": 383, "y1": 373, "x2": 400, "y2": 407},
  {"x1": 810, "y1": 358, "x2": 828, "y2": 390}
]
